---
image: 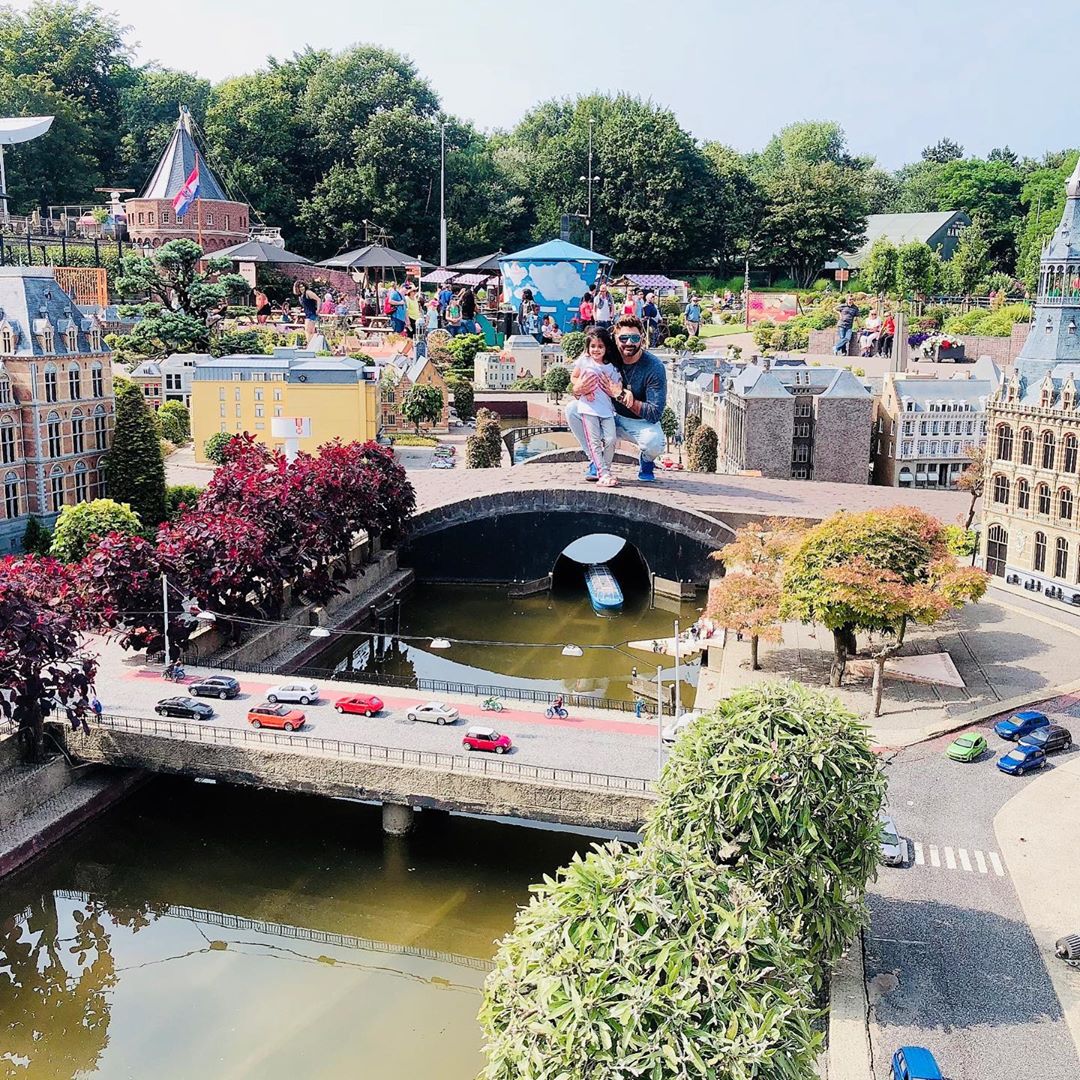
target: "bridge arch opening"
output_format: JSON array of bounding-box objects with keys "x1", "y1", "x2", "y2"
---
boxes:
[{"x1": 551, "y1": 532, "x2": 651, "y2": 596}]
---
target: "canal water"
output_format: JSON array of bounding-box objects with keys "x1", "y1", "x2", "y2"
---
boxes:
[
  {"x1": 0, "y1": 779, "x2": 599, "y2": 1079},
  {"x1": 317, "y1": 581, "x2": 702, "y2": 708}
]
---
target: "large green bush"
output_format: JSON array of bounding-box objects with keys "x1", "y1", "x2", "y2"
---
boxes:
[
  {"x1": 158, "y1": 401, "x2": 191, "y2": 444},
  {"x1": 645, "y1": 682, "x2": 886, "y2": 974},
  {"x1": 942, "y1": 303, "x2": 1032, "y2": 338},
  {"x1": 560, "y1": 330, "x2": 587, "y2": 361},
  {"x1": 479, "y1": 841, "x2": 820, "y2": 1080},
  {"x1": 446, "y1": 332, "x2": 487, "y2": 369},
  {"x1": 104, "y1": 380, "x2": 168, "y2": 527},
  {"x1": 688, "y1": 423, "x2": 718, "y2": 472},
  {"x1": 49, "y1": 499, "x2": 143, "y2": 562}
]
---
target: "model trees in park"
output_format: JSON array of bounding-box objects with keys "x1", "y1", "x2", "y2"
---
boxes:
[
  {"x1": 104, "y1": 379, "x2": 168, "y2": 527},
  {"x1": 401, "y1": 383, "x2": 444, "y2": 434},
  {"x1": 781, "y1": 507, "x2": 988, "y2": 704}
]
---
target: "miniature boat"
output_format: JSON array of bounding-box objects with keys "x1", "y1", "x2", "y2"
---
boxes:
[{"x1": 585, "y1": 563, "x2": 623, "y2": 613}]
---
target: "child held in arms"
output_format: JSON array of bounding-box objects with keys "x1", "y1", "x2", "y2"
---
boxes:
[{"x1": 571, "y1": 326, "x2": 622, "y2": 487}]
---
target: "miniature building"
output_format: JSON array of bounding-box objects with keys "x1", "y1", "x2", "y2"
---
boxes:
[
  {"x1": 873, "y1": 359, "x2": 1001, "y2": 488},
  {"x1": 981, "y1": 158, "x2": 1080, "y2": 596},
  {"x1": 129, "y1": 352, "x2": 208, "y2": 410},
  {"x1": 379, "y1": 354, "x2": 451, "y2": 434},
  {"x1": 715, "y1": 361, "x2": 873, "y2": 483},
  {"x1": 189, "y1": 349, "x2": 378, "y2": 461},
  {"x1": 125, "y1": 106, "x2": 249, "y2": 253},
  {"x1": 0, "y1": 267, "x2": 114, "y2": 552}
]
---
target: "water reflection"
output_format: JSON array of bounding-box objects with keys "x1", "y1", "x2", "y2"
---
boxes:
[
  {"x1": 0, "y1": 781, "x2": 594, "y2": 1079},
  {"x1": 319, "y1": 583, "x2": 701, "y2": 705}
]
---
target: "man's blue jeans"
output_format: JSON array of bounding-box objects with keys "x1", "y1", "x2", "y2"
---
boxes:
[
  {"x1": 834, "y1": 325, "x2": 853, "y2": 355},
  {"x1": 566, "y1": 399, "x2": 665, "y2": 462}
]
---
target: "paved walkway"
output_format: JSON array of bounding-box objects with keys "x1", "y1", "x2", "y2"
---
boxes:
[
  {"x1": 695, "y1": 595, "x2": 1080, "y2": 747},
  {"x1": 996, "y1": 728, "x2": 1080, "y2": 1065}
]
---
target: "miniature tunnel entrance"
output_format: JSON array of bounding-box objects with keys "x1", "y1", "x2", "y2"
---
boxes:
[{"x1": 551, "y1": 533, "x2": 651, "y2": 595}]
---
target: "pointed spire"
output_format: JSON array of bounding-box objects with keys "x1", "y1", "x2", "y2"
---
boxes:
[
  {"x1": 1067, "y1": 155, "x2": 1080, "y2": 200},
  {"x1": 139, "y1": 106, "x2": 228, "y2": 201}
]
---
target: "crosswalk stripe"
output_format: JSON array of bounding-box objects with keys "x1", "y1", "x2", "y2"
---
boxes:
[
  {"x1": 975, "y1": 850, "x2": 987, "y2": 874},
  {"x1": 959, "y1": 849, "x2": 972, "y2": 872},
  {"x1": 913, "y1": 841, "x2": 924, "y2": 865},
  {"x1": 929, "y1": 845, "x2": 940, "y2": 868},
  {"x1": 944, "y1": 846, "x2": 956, "y2": 870},
  {"x1": 989, "y1": 852, "x2": 1005, "y2": 877}
]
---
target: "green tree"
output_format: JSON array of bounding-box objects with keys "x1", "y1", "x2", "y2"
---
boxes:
[
  {"x1": 0, "y1": 0, "x2": 134, "y2": 202},
  {"x1": 504, "y1": 93, "x2": 728, "y2": 268},
  {"x1": 922, "y1": 137, "x2": 964, "y2": 164},
  {"x1": 660, "y1": 406, "x2": 678, "y2": 450},
  {"x1": 781, "y1": 506, "x2": 962, "y2": 686},
  {"x1": 1015, "y1": 151, "x2": 1079, "y2": 290},
  {"x1": 895, "y1": 240, "x2": 938, "y2": 299},
  {"x1": 109, "y1": 240, "x2": 249, "y2": 362},
  {"x1": 49, "y1": 498, "x2": 142, "y2": 562},
  {"x1": 165, "y1": 484, "x2": 202, "y2": 521},
  {"x1": 479, "y1": 841, "x2": 820, "y2": 1080},
  {"x1": 824, "y1": 554, "x2": 987, "y2": 715},
  {"x1": 157, "y1": 401, "x2": 191, "y2": 444},
  {"x1": 684, "y1": 413, "x2": 701, "y2": 444},
  {"x1": 401, "y1": 383, "x2": 443, "y2": 434},
  {"x1": 862, "y1": 237, "x2": 899, "y2": 297},
  {"x1": 543, "y1": 364, "x2": 570, "y2": 404},
  {"x1": 444, "y1": 374, "x2": 474, "y2": 420},
  {"x1": 104, "y1": 380, "x2": 167, "y2": 527},
  {"x1": 203, "y1": 431, "x2": 235, "y2": 465},
  {"x1": 706, "y1": 574, "x2": 782, "y2": 671},
  {"x1": 465, "y1": 409, "x2": 503, "y2": 468},
  {"x1": 647, "y1": 681, "x2": 887, "y2": 975},
  {"x1": 559, "y1": 330, "x2": 587, "y2": 362},
  {"x1": 948, "y1": 222, "x2": 992, "y2": 295},
  {"x1": 687, "y1": 423, "x2": 717, "y2": 472},
  {"x1": 21, "y1": 516, "x2": 52, "y2": 555}
]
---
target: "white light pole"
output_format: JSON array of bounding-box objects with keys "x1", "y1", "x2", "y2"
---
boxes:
[
  {"x1": 578, "y1": 118, "x2": 598, "y2": 250},
  {"x1": 439, "y1": 122, "x2": 447, "y2": 268},
  {"x1": 161, "y1": 572, "x2": 171, "y2": 668},
  {"x1": 673, "y1": 619, "x2": 680, "y2": 717},
  {"x1": 656, "y1": 664, "x2": 664, "y2": 780}
]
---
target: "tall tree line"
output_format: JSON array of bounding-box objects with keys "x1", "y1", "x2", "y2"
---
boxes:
[{"x1": 0, "y1": 2, "x2": 1075, "y2": 284}]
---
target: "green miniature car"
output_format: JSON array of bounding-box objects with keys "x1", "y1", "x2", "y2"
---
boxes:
[{"x1": 946, "y1": 733, "x2": 988, "y2": 762}]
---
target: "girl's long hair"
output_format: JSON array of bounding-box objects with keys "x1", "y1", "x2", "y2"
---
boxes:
[{"x1": 583, "y1": 324, "x2": 621, "y2": 368}]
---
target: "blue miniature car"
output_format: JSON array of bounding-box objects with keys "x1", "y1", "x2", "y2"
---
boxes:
[
  {"x1": 994, "y1": 710, "x2": 1049, "y2": 741},
  {"x1": 891, "y1": 1046, "x2": 943, "y2": 1080}
]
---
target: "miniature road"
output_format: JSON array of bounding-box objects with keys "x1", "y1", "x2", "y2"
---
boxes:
[
  {"x1": 97, "y1": 657, "x2": 669, "y2": 783},
  {"x1": 866, "y1": 698, "x2": 1080, "y2": 1080}
]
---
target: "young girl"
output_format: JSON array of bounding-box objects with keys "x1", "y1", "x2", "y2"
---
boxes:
[{"x1": 572, "y1": 326, "x2": 622, "y2": 486}]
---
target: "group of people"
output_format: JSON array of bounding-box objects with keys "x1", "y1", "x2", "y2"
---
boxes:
[
  {"x1": 832, "y1": 296, "x2": 896, "y2": 359},
  {"x1": 575, "y1": 283, "x2": 665, "y2": 347},
  {"x1": 565, "y1": 316, "x2": 667, "y2": 487}
]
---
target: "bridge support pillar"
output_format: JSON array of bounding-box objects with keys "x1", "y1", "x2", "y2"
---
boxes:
[{"x1": 381, "y1": 801, "x2": 415, "y2": 836}]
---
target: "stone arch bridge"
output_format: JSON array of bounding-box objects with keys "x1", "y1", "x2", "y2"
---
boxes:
[{"x1": 401, "y1": 464, "x2": 967, "y2": 586}]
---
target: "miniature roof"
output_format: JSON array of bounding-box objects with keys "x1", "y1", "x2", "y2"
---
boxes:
[
  {"x1": 501, "y1": 239, "x2": 613, "y2": 264},
  {"x1": 213, "y1": 239, "x2": 310, "y2": 264},
  {"x1": 140, "y1": 106, "x2": 228, "y2": 202},
  {"x1": 821, "y1": 368, "x2": 872, "y2": 399}
]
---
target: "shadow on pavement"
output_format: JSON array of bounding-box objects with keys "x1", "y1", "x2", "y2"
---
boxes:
[{"x1": 865, "y1": 893, "x2": 1066, "y2": 1032}]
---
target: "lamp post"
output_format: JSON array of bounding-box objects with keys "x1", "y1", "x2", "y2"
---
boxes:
[
  {"x1": 439, "y1": 122, "x2": 448, "y2": 268},
  {"x1": 161, "y1": 572, "x2": 171, "y2": 668},
  {"x1": 578, "y1": 118, "x2": 598, "y2": 250},
  {"x1": 656, "y1": 664, "x2": 664, "y2": 779},
  {"x1": 673, "y1": 619, "x2": 680, "y2": 717}
]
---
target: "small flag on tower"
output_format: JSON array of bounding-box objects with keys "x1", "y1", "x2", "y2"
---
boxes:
[{"x1": 172, "y1": 157, "x2": 201, "y2": 219}]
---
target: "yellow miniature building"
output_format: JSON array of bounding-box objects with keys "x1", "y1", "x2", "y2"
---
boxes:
[{"x1": 190, "y1": 350, "x2": 379, "y2": 461}]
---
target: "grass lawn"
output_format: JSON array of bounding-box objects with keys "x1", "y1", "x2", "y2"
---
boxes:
[{"x1": 701, "y1": 323, "x2": 748, "y2": 338}]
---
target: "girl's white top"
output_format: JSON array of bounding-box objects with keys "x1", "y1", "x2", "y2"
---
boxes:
[{"x1": 574, "y1": 357, "x2": 621, "y2": 418}]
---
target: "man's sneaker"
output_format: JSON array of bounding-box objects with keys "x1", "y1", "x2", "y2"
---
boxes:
[
  {"x1": 583, "y1": 462, "x2": 598, "y2": 482},
  {"x1": 637, "y1": 456, "x2": 657, "y2": 482}
]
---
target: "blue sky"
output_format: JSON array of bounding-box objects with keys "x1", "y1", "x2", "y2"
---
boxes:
[{"x1": 22, "y1": 0, "x2": 1079, "y2": 168}]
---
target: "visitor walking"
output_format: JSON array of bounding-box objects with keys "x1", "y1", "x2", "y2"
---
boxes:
[
  {"x1": 569, "y1": 326, "x2": 623, "y2": 487},
  {"x1": 387, "y1": 282, "x2": 407, "y2": 337},
  {"x1": 833, "y1": 296, "x2": 859, "y2": 356},
  {"x1": 566, "y1": 314, "x2": 667, "y2": 483},
  {"x1": 460, "y1": 286, "x2": 478, "y2": 333},
  {"x1": 578, "y1": 290, "x2": 594, "y2": 330},
  {"x1": 684, "y1": 295, "x2": 702, "y2": 336},
  {"x1": 593, "y1": 283, "x2": 615, "y2": 330},
  {"x1": 293, "y1": 281, "x2": 321, "y2": 342},
  {"x1": 641, "y1": 293, "x2": 660, "y2": 348}
]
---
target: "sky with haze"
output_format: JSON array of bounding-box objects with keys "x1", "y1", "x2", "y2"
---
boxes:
[{"x1": 15, "y1": 0, "x2": 1079, "y2": 169}]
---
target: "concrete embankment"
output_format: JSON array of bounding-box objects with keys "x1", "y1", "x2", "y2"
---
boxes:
[{"x1": 0, "y1": 733, "x2": 145, "y2": 880}]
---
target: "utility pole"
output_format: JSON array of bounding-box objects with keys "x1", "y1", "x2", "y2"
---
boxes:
[
  {"x1": 579, "y1": 118, "x2": 598, "y2": 250},
  {"x1": 439, "y1": 122, "x2": 447, "y2": 268},
  {"x1": 161, "y1": 573, "x2": 171, "y2": 668},
  {"x1": 656, "y1": 665, "x2": 664, "y2": 779}
]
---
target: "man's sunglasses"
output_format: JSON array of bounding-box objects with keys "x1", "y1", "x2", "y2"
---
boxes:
[{"x1": 616, "y1": 333, "x2": 643, "y2": 344}]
